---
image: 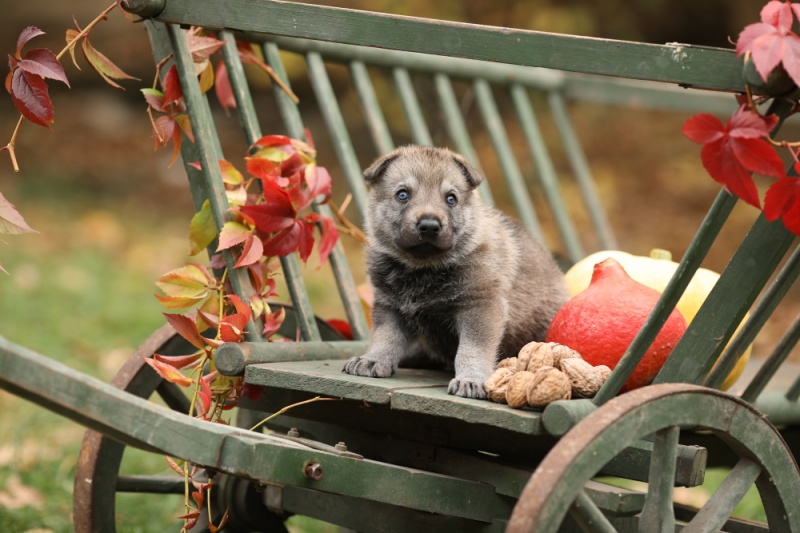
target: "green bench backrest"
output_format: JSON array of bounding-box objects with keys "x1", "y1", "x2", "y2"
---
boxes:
[{"x1": 134, "y1": 0, "x2": 800, "y2": 406}]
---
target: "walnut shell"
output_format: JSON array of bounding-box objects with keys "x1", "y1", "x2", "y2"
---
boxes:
[
  {"x1": 505, "y1": 371, "x2": 536, "y2": 408},
  {"x1": 526, "y1": 367, "x2": 572, "y2": 407},
  {"x1": 561, "y1": 358, "x2": 606, "y2": 398},
  {"x1": 485, "y1": 367, "x2": 516, "y2": 403},
  {"x1": 596, "y1": 365, "x2": 612, "y2": 381},
  {"x1": 551, "y1": 343, "x2": 582, "y2": 367},
  {"x1": 496, "y1": 357, "x2": 518, "y2": 370},
  {"x1": 517, "y1": 342, "x2": 555, "y2": 373}
]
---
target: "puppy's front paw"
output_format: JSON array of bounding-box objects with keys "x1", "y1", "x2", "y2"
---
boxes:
[
  {"x1": 343, "y1": 355, "x2": 395, "y2": 378},
  {"x1": 448, "y1": 377, "x2": 487, "y2": 399}
]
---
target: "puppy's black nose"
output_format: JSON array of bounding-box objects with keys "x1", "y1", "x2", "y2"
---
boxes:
[{"x1": 417, "y1": 217, "x2": 441, "y2": 236}]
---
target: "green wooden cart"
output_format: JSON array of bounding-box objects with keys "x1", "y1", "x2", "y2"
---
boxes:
[{"x1": 2, "y1": 0, "x2": 800, "y2": 531}]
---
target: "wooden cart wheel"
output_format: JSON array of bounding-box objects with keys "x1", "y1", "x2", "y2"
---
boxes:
[
  {"x1": 73, "y1": 306, "x2": 345, "y2": 533},
  {"x1": 508, "y1": 383, "x2": 800, "y2": 533}
]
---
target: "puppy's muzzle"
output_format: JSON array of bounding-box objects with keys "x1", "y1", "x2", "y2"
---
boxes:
[{"x1": 417, "y1": 217, "x2": 441, "y2": 241}]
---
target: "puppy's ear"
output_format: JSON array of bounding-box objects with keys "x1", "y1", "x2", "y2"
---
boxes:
[
  {"x1": 364, "y1": 152, "x2": 400, "y2": 183},
  {"x1": 451, "y1": 154, "x2": 484, "y2": 189}
]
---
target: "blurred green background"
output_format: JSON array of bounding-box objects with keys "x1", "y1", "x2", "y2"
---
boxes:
[{"x1": 0, "y1": 0, "x2": 794, "y2": 531}]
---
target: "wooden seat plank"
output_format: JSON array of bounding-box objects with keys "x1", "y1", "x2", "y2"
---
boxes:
[
  {"x1": 245, "y1": 360, "x2": 451, "y2": 404},
  {"x1": 245, "y1": 359, "x2": 545, "y2": 435}
]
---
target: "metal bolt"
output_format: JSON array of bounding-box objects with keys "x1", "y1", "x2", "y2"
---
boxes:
[
  {"x1": 303, "y1": 462, "x2": 324, "y2": 480},
  {"x1": 287, "y1": 427, "x2": 299, "y2": 438},
  {"x1": 334, "y1": 441, "x2": 348, "y2": 452}
]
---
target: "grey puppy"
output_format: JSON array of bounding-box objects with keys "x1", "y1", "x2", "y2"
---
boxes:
[{"x1": 343, "y1": 146, "x2": 569, "y2": 399}]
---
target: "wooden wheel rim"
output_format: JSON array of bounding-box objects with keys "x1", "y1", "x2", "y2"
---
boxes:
[
  {"x1": 73, "y1": 325, "x2": 185, "y2": 533},
  {"x1": 508, "y1": 383, "x2": 800, "y2": 533}
]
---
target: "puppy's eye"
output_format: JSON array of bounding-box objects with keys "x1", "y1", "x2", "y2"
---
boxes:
[
  {"x1": 396, "y1": 189, "x2": 410, "y2": 202},
  {"x1": 445, "y1": 193, "x2": 458, "y2": 206}
]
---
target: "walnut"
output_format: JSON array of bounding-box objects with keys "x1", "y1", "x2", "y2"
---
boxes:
[
  {"x1": 526, "y1": 367, "x2": 572, "y2": 407},
  {"x1": 560, "y1": 358, "x2": 607, "y2": 398},
  {"x1": 551, "y1": 343, "x2": 582, "y2": 367},
  {"x1": 505, "y1": 371, "x2": 536, "y2": 408},
  {"x1": 496, "y1": 357, "x2": 518, "y2": 370},
  {"x1": 517, "y1": 342, "x2": 555, "y2": 372},
  {"x1": 596, "y1": 365, "x2": 612, "y2": 381},
  {"x1": 485, "y1": 367, "x2": 516, "y2": 403}
]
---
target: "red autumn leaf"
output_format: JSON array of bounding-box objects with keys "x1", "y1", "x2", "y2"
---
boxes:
[
  {"x1": 17, "y1": 48, "x2": 70, "y2": 88},
  {"x1": 246, "y1": 156, "x2": 280, "y2": 182},
  {"x1": 186, "y1": 33, "x2": 225, "y2": 63},
  {"x1": 163, "y1": 313, "x2": 206, "y2": 349},
  {"x1": 327, "y1": 319, "x2": 354, "y2": 340},
  {"x1": 15, "y1": 27, "x2": 45, "y2": 58},
  {"x1": 683, "y1": 107, "x2": 785, "y2": 208},
  {"x1": 764, "y1": 176, "x2": 800, "y2": 234},
  {"x1": 152, "y1": 352, "x2": 203, "y2": 370},
  {"x1": 263, "y1": 306, "x2": 285, "y2": 338},
  {"x1": 165, "y1": 456, "x2": 184, "y2": 476},
  {"x1": 219, "y1": 295, "x2": 251, "y2": 342},
  {"x1": 217, "y1": 221, "x2": 252, "y2": 251},
  {"x1": 239, "y1": 180, "x2": 297, "y2": 234},
  {"x1": 9, "y1": 68, "x2": 54, "y2": 129},
  {"x1": 252, "y1": 134, "x2": 294, "y2": 148},
  {"x1": 261, "y1": 221, "x2": 304, "y2": 258},
  {"x1": 317, "y1": 216, "x2": 339, "y2": 265},
  {"x1": 243, "y1": 383, "x2": 264, "y2": 401},
  {"x1": 141, "y1": 88, "x2": 166, "y2": 112},
  {"x1": 143, "y1": 357, "x2": 193, "y2": 387},
  {"x1": 736, "y1": 0, "x2": 800, "y2": 86},
  {"x1": 234, "y1": 233, "x2": 264, "y2": 268},
  {"x1": 196, "y1": 372, "x2": 215, "y2": 417},
  {"x1": 162, "y1": 65, "x2": 183, "y2": 107},
  {"x1": 191, "y1": 490, "x2": 205, "y2": 510},
  {"x1": 214, "y1": 61, "x2": 236, "y2": 111},
  {"x1": 152, "y1": 114, "x2": 175, "y2": 148},
  {"x1": 298, "y1": 219, "x2": 316, "y2": 262}
]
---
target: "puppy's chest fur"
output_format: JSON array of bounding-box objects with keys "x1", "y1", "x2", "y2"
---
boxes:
[{"x1": 369, "y1": 254, "x2": 470, "y2": 333}]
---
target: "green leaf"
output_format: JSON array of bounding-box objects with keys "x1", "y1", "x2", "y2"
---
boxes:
[
  {"x1": 80, "y1": 35, "x2": 138, "y2": 89},
  {"x1": 189, "y1": 199, "x2": 216, "y2": 255}
]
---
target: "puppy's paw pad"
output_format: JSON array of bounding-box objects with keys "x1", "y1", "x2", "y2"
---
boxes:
[
  {"x1": 447, "y1": 378, "x2": 487, "y2": 399},
  {"x1": 343, "y1": 356, "x2": 394, "y2": 378}
]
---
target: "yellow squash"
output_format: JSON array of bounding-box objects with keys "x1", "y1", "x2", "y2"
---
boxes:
[{"x1": 564, "y1": 249, "x2": 750, "y2": 390}]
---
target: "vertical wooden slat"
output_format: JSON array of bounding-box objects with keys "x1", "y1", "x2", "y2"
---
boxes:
[
  {"x1": 263, "y1": 43, "x2": 369, "y2": 341},
  {"x1": 166, "y1": 25, "x2": 263, "y2": 341},
  {"x1": 306, "y1": 52, "x2": 370, "y2": 222},
  {"x1": 433, "y1": 73, "x2": 495, "y2": 205},
  {"x1": 304, "y1": 51, "x2": 371, "y2": 341},
  {"x1": 656, "y1": 213, "x2": 794, "y2": 387},
  {"x1": 741, "y1": 314, "x2": 800, "y2": 403},
  {"x1": 392, "y1": 67, "x2": 433, "y2": 146},
  {"x1": 594, "y1": 190, "x2": 737, "y2": 405},
  {"x1": 350, "y1": 60, "x2": 395, "y2": 155},
  {"x1": 639, "y1": 426, "x2": 679, "y2": 533},
  {"x1": 548, "y1": 91, "x2": 617, "y2": 250},
  {"x1": 510, "y1": 83, "x2": 583, "y2": 262},
  {"x1": 473, "y1": 78, "x2": 544, "y2": 242},
  {"x1": 704, "y1": 243, "x2": 800, "y2": 389}
]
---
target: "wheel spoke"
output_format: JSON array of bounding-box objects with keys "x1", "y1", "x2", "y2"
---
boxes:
[
  {"x1": 157, "y1": 380, "x2": 192, "y2": 413},
  {"x1": 568, "y1": 488, "x2": 618, "y2": 532},
  {"x1": 116, "y1": 475, "x2": 185, "y2": 494},
  {"x1": 682, "y1": 458, "x2": 763, "y2": 533},
  {"x1": 639, "y1": 425, "x2": 679, "y2": 533}
]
